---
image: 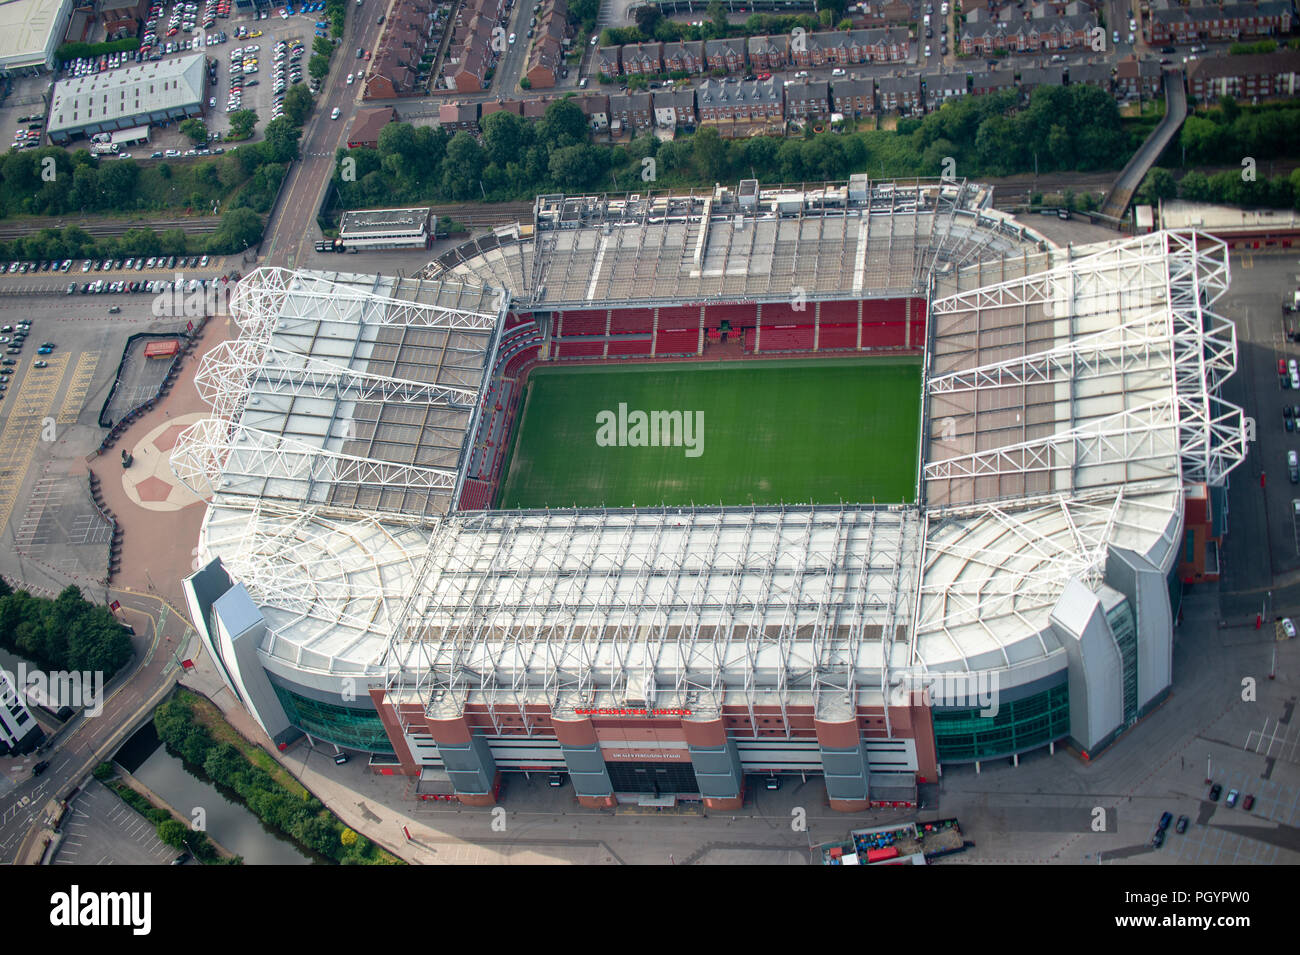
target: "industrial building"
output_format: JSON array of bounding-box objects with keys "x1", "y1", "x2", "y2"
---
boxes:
[
  {"x1": 175, "y1": 178, "x2": 1246, "y2": 810},
  {"x1": 0, "y1": 0, "x2": 75, "y2": 72},
  {"x1": 338, "y1": 207, "x2": 433, "y2": 250},
  {"x1": 47, "y1": 53, "x2": 206, "y2": 145}
]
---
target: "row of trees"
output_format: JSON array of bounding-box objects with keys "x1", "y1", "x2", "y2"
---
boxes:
[
  {"x1": 0, "y1": 83, "x2": 317, "y2": 258},
  {"x1": 899, "y1": 84, "x2": 1130, "y2": 177},
  {"x1": 331, "y1": 84, "x2": 1133, "y2": 210},
  {"x1": 1139, "y1": 165, "x2": 1300, "y2": 210},
  {"x1": 153, "y1": 692, "x2": 400, "y2": 865},
  {"x1": 1178, "y1": 97, "x2": 1300, "y2": 167},
  {"x1": 55, "y1": 38, "x2": 141, "y2": 65},
  {"x1": 0, "y1": 582, "x2": 133, "y2": 679}
]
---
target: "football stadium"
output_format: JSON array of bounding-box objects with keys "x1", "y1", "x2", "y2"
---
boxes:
[{"x1": 175, "y1": 177, "x2": 1247, "y2": 810}]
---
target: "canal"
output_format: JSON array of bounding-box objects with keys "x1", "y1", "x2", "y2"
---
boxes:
[{"x1": 116, "y1": 722, "x2": 316, "y2": 865}]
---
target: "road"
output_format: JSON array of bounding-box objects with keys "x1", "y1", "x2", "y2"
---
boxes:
[
  {"x1": 1, "y1": 589, "x2": 188, "y2": 863},
  {"x1": 262, "y1": 0, "x2": 390, "y2": 268}
]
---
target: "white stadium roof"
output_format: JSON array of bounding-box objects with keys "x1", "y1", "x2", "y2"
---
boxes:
[{"x1": 177, "y1": 184, "x2": 1247, "y2": 716}]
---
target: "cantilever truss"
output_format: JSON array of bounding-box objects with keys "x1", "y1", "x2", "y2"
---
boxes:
[
  {"x1": 195, "y1": 338, "x2": 480, "y2": 425},
  {"x1": 911, "y1": 485, "x2": 1174, "y2": 653},
  {"x1": 229, "y1": 266, "x2": 500, "y2": 339},
  {"x1": 381, "y1": 506, "x2": 923, "y2": 733},
  {"x1": 172, "y1": 417, "x2": 460, "y2": 499},
  {"x1": 924, "y1": 229, "x2": 1246, "y2": 493},
  {"x1": 171, "y1": 267, "x2": 495, "y2": 509}
]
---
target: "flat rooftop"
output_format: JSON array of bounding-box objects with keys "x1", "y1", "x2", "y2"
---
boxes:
[
  {"x1": 340, "y1": 207, "x2": 432, "y2": 237},
  {"x1": 48, "y1": 53, "x2": 205, "y2": 136}
]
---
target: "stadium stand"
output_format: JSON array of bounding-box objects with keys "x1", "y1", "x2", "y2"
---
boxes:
[
  {"x1": 607, "y1": 339, "x2": 654, "y2": 356},
  {"x1": 457, "y1": 479, "x2": 495, "y2": 511},
  {"x1": 557, "y1": 341, "x2": 606, "y2": 358},
  {"x1": 558, "y1": 310, "x2": 608, "y2": 336},
  {"x1": 654, "y1": 328, "x2": 700, "y2": 355},
  {"x1": 818, "y1": 323, "x2": 859, "y2": 350},
  {"x1": 609, "y1": 308, "x2": 657, "y2": 334},
  {"x1": 761, "y1": 325, "x2": 816, "y2": 352}
]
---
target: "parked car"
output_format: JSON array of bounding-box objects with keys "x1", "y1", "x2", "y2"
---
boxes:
[
  {"x1": 1158, "y1": 811, "x2": 1172, "y2": 830},
  {"x1": 1243, "y1": 794, "x2": 1255, "y2": 811},
  {"x1": 1151, "y1": 828, "x2": 1164, "y2": 848},
  {"x1": 1175, "y1": 815, "x2": 1189, "y2": 833},
  {"x1": 1209, "y1": 782, "x2": 1222, "y2": 801}
]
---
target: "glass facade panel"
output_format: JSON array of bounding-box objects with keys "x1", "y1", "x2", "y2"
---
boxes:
[
  {"x1": 933, "y1": 682, "x2": 1070, "y2": 762},
  {"x1": 271, "y1": 684, "x2": 394, "y2": 753},
  {"x1": 1106, "y1": 597, "x2": 1138, "y2": 725}
]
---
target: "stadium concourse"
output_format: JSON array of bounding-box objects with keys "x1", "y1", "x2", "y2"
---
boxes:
[{"x1": 173, "y1": 179, "x2": 1248, "y2": 811}]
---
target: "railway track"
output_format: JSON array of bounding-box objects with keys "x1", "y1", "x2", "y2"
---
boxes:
[{"x1": 0, "y1": 217, "x2": 221, "y2": 241}]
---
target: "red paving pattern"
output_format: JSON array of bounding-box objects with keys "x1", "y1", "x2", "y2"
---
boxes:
[{"x1": 89, "y1": 318, "x2": 233, "y2": 609}]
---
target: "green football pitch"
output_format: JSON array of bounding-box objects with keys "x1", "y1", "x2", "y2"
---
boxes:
[{"x1": 495, "y1": 358, "x2": 921, "y2": 509}]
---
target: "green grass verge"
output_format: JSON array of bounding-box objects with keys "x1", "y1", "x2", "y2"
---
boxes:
[{"x1": 496, "y1": 358, "x2": 921, "y2": 508}]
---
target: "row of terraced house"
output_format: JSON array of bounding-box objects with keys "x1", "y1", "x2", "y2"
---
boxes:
[
  {"x1": 1148, "y1": 0, "x2": 1293, "y2": 44},
  {"x1": 366, "y1": 0, "x2": 448, "y2": 99},
  {"x1": 595, "y1": 28, "x2": 911, "y2": 79},
  {"x1": 959, "y1": 3, "x2": 1098, "y2": 55},
  {"x1": 441, "y1": 60, "x2": 1146, "y2": 142},
  {"x1": 366, "y1": 0, "x2": 512, "y2": 97}
]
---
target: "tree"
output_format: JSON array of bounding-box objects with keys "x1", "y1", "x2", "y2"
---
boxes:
[
  {"x1": 283, "y1": 85, "x2": 314, "y2": 126},
  {"x1": 440, "y1": 131, "x2": 486, "y2": 199},
  {"x1": 635, "y1": 4, "x2": 662, "y2": 35},
  {"x1": 309, "y1": 53, "x2": 331, "y2": 80},
  {"x1": 691, "y1": 126, "x2": 728, "y2": 180},
  {"x1": 95, "y1": 162, "x2": 139, "y2": 209},
  {"x1": 536, "y1": 99, "x2": 587, "y2": 149},
  {"x1": 208, "y1": 207, "x2": 263, "y2": 252},
  {"x1": 156, "y1": 819, "x2": 189, "y2": 849},
  {"x1": 549, "y1": 143, "x2": 609, "y2": 189},
  {"x1": 227, "y1": 109, "x2": 258, "y2": 140},
  {"x1": 1138, "y1": 167, "x2": 1177, "y2": 204},
  {"x1": 180, "y1": 118, "x2": 208, "y2": 144},
  {"x1": 481, "y1": 110, "x2": 526, "y2": 168},
  {"x1": 261, "y1": 118, "x2": 301, "y2": 163},
  {"x1": 707, "y1": 0, "x2": 728, "y2": 37}
]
